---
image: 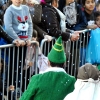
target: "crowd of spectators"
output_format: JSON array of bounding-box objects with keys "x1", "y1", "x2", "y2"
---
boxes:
[{"x1": 0, "y1": 0, "x2": 100, "y2": 99}]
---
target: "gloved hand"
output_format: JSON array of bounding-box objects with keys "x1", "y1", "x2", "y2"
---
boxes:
[{"x1": 44, "y1": 35, "x2": 53, "y2": 42}]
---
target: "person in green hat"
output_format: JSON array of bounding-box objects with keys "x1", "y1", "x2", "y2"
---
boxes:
[{"x1": 20, "y1": 36, "x2": 76, "y2": 100}]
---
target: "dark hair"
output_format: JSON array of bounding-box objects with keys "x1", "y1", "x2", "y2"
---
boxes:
[
  {"x1": 81, "y1": 0, "x2": 95, "y2": 6},
  {"x1": 49, "y1": 61, "x2": 65, "y2": 68},
  {"x1": 58, "y1": 0, "x2": 66, "y2": 12},
  {"x1": 94, "y1": 11, "x2": 100, "y2": 21},
  {"x1": 81, "y1": 0, "x2": 86, "y2": 6}
]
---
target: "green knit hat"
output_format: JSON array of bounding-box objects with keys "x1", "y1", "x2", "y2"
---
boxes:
[{"x1": 48, "y1": 36, "x2": 66, "y2": 63}]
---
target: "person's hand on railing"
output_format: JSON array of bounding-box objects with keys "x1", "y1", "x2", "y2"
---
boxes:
[
  {"x1": 13, "y1": 39, "x2": 21, "y2": 47},
  {"x1": 25, "y1": 40, "x2": 31, "y2": 46},
  {"x1": 87, "y1": 24, "x2": 98, "y2": 29},
  {"x1": 44, "y1": 35, "x2": 53, "y2": 42},
  {"x1": 70, "y1": 31, "x2": 80, "y2": 41},
  {"x1": 13, "y1": 39, "x2": 26, "y2": 47},
  {"x1": 7, "y1": 85, "x2": 15, "y2": 91},
  {"x1": 32, "y1": 37, "x2": 37, "y2": 41},
  {"x1": 20, "y1": 40, "x2": 26, "y2": 46}
]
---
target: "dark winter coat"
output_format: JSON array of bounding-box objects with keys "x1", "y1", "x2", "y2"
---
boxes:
[
  {"x1": 0, "y1": 25, "x2": 13, "y2": 43},
  {"x1": 84, "y1": 11, "x2": 94, "y2": 22},
  {"x1": 38, "y1": 4, "x2": 70, "y2": 41}
]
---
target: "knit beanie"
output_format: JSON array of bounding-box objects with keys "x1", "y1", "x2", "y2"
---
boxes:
[
  {"x1": 77, "y1": 63, "x2": 99, "y2": 80},
  {"x1": 48, "y1": 36, "x2": 66, "y2": 63}
]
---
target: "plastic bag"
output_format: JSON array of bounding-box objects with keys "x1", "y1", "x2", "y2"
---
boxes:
[
  {"x1": 38, "y1": 54, "x2": 49, "y2": 73},
  {"x1": 86, "y1": 28, "x2": 100, "y2": 64},
  {"x1": 37, "y1": 47, "x2": 49, "y2": 73}
]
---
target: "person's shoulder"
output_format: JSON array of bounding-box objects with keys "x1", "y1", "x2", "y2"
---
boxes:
[
  {"x1": 31, "y1": 73, "x2": 45, "y2": 79},
  {"x1": 21, "y1": 5, "x2": 29, "y2": 10},
  {"x1": 5, "y1": 5, "x2": 12, "y2": 12},
  {"x1": 4, "y1": 5, "x2": 13, "y2": 15},
  {"x1": 32, "y1": 74, "x2": 40, "y2": 78},
  {"x1": 29, "y1": 74, "x2": 40, "y2": 82},
  {"x1": 22, "y1": 5, "x2": 28, "y2": 8},
  {"x1": 65, "y1": 73, "x2": 76, "y2": 80}
]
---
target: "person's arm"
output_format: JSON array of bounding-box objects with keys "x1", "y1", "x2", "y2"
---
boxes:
[
  {"x1": 27, "y1": 8, "x2": 33, "y2": 40},
  {"x1": 34, "y1": 24, "x2": 47, "y2": 39},
  {"x1": 20, "y1": 75, "x2": 38, "y2": 100},
  {"x1": 32, "y1": 4, "x2": 42, "y2": 24},
  {"x1": 24, "y1": 6, "x2": 33, "y2": 46},
  {"x1": 87, "y1": 24, "x2": 98, "y2": 29},
  {"x1": 0, "y1": 25, "x2": 14, "y2": 43},
  {"x1": 41, "y1": 7, "x2": 70, "y2": 41}
]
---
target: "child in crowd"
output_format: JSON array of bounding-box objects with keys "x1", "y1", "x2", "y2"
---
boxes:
[
  {"x1": 79, "y1": 0, "x2": 98, "y2": 67},
  {"x1": 94, "y1": 11, "x2": 100, "y2": 27},
  {"x1": 85, "y1": 11, "x2": 100, "y2": 65},
  {"x1": 4, "y1": 0, "x2": 33, "y2": 45},
  {"x1": 58, "y1": 0, "x2": 87, "y2": 31},
  {"x1": 82, "y1": 0, "x2": 98, "y2": 29},
  {"x1": 64, "y1": 63, "x2": 100, "y2": 100},
  {"x1": 4, "y1": 0, "x2": 33, "y2": 94}
]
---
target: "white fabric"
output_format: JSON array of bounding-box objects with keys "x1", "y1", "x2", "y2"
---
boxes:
[
  {"x1": 63, "y1": 2, "x2": 77, "y2": 25},
  {"x1": 54, "y1": 7, "x2": 66, "y2": 32},
  {"x1": 64, "y1": 78, "x2": 100, "y2": 100},
  {"x1": 38, "y1": 54, "x2": 66, "y2": 74},
  {"x1": 93, "y1": 81, "x2": 100, "y2": 100},
  {"x1": 38, "y1": 54, "x2": 49, "y2": 73},
  {"x1": 88, "y1": 20, "x2": 95, "y2": 25},
  {"x1": 42, "y1": 67, "x2": 66, "y2": 74}
]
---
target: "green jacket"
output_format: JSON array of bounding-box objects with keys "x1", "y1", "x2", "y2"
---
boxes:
[{"x1": 20, "y1": 68, "x2": 76, "y2": 100}]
